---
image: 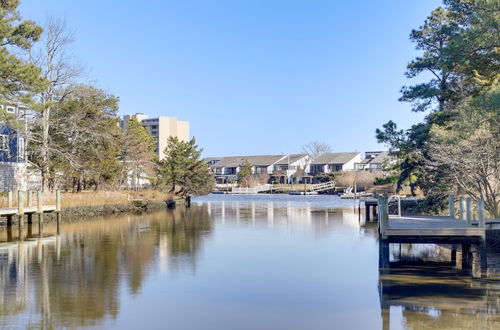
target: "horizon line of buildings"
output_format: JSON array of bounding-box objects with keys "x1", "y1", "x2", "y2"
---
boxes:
[{"x1": 206, "y1": 151, "x2": 390, "y2": 184}]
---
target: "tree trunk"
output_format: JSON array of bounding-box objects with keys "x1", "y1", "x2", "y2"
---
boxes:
[{"x1": 41, "y1": 105, "x2": 51, "y2": 192}]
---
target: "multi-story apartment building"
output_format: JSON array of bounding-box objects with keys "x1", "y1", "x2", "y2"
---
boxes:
[{"x1": 120, "y1": 113, "x2": 190, "y2": 160}]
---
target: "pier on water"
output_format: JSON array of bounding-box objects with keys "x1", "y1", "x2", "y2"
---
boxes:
[
  {"x1": 374, "y1": 195, "x2": 491, "y2": 278},
  {"x1": 0, "y1": 190, "x2": 61, "y2": 227}
]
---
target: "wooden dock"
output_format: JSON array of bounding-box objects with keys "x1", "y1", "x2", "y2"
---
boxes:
[
  {"x1": 376, "y1": 195, "x2": 488, "y2": 278},
  {"x1": 0, "y1": 190, "x2": 61, "y2": 226}
]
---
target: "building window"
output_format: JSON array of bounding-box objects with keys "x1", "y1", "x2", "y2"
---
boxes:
[
  {"x1": 311, "y1": 165, "x2": 324, "y2": 173},
  {"x1": 0, "y1": 134, "x2": 9, "y2": 152},
  {"x1": 19, "y1": 137, "x2": 25, "y2": 158},
  {"x1": 255, "y1": 166, "x2": 267, "y2": 174}
]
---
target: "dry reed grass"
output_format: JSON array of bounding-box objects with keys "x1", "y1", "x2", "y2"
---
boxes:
[
  {"x1": 334, "y1": 171, "x2": 384, "y2": 190},
  {"x1": 0, "y1": 190, "x2": 174, "y2": 208}
]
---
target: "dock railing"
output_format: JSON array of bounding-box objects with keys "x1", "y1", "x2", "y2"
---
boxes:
[
  {"x1": 448, "y1": 194, "x2": 486, "y2": 228},
  {"x1": 0, "y1": 189, "x2": 61, "y2": 226}
]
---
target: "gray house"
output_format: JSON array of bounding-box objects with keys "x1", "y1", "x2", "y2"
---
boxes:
[
  {"x1": 309, "y1": 152, "x2": 362, "y2": 175},
  {"x1": 208, "y1": 155, "x2": 286, "y2": 184}
]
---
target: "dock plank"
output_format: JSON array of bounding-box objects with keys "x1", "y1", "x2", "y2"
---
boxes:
[
  {"x1": 0, "y1": 205, "x2": 57, "y2": 216},
  {"x1": 385, "y1": 215, "x2": 485, "y2": 239}
]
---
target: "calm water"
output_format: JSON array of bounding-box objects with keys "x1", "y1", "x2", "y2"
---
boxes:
[{"x1": 0, "y1": 194, "x2": 499, "y2": 329}]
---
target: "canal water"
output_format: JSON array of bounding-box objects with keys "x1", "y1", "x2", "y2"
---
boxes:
[{"x1": 0, "y1": 194, "x2": 499, "y2": 329}]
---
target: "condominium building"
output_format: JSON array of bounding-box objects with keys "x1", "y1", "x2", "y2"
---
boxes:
[{"x1": 120, "y1": 113, "x2": 190, "y2": 160}]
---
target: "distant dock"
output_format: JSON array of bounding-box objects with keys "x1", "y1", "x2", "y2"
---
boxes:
[{"x1": 0, "y1": 190, "x2": 61, "y2": 226}]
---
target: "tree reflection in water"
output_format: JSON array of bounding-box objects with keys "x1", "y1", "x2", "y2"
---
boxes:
[
  {"x1": 379, "y1": 261, "x2": 500, "y2": 329},
  {"x1": 0, "y1": 207, "x2": 212, "y2": 328}
]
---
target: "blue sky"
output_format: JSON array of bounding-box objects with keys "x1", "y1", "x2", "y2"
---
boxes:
[{"x1": 20, "y1": 0, "x2": 441, "y2": 157}]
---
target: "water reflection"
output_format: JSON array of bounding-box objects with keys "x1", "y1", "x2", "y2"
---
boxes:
[
  {"x1": 0, "y1": 207, "x2": 212, "y2": 329},
  {"x1": 379, "y1": 264, "x2": 500, "y2": 329},
  {"x1": 0, "y1": 195, "x2": 499, "y2": 329}
]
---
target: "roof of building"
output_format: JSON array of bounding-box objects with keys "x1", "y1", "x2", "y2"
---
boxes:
[
  {"x1": 210, "y1": 155, "x2": 285, "y2": 168},
  {"x1": 310, "y1": 152, "x2": 360, "y2": 165},
  {"x1": 275, "y1": 154, "x2": 308, "y2": 165},
  {"x1": 370, "y1": 151, "x2": 390, "y2": 164}
]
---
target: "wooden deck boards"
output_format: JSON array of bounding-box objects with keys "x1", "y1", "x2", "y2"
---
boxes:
[
  {"x1": 0, "y1": 205, "x2": 56, "y2": 217},
  {"x1": 384, "y1": 215, "x2": 485, "y2": 241}
]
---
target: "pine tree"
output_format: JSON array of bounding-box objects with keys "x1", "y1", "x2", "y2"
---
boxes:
[{"x1": 158, "y1": 137, "x2": 214, "y2": 196}]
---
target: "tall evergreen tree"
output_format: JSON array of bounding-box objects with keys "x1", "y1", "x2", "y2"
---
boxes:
[
  {"x1": 0, "y1": 0, "x2": 45, "y2": 112},
  {"x1": 376, "y1": 0, "x2": 499, "y2": 205},
  {"x1": 158, "y1": 137, "x2": 214, "y2": 196}
]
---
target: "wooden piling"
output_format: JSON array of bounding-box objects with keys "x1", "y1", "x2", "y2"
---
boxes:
[
  {"x1": 379, "y1": 240, "x2": 390, "y2": 269},
  {"x1": 448, "y1": 195, "x2": 455, "y2": 219},
  {"x1": 477, "y1": 199, "x2": 485, "y2": 229},
  {"x1": 8, "y1": 191, "x2": 12, "y2": 207},
  {"x1": 56, "y1": 190, "x2": 62, "y2": 227},
  {"x1": 56, "y1": 190, "x2": 61, "y2": 211},
  {"x1": 18, "y1": 190, "x2": 24, "y2": 227},
  {"x1": 465, "y1": 197, "x2": 472, "y2": 225},
  {"x1": 459, "y1": 197, "x2": 466, "y2": 220},
  {"x1": 378, "y1": 196, "x2": 389, "y2": 239},
  {"x1": 37, "y1": 190, "x2": 44, "y2": 224}
]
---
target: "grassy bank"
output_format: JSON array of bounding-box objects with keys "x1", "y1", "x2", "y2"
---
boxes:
[{"x1": 0, "y1": 190, "x2": 174, "y2": 208}]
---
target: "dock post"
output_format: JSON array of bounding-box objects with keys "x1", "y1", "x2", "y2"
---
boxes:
[
  {"x1": 18, "y1": 190, "x2": 24, "y2": 228},
  {"x1": 26, "y1": 190, "x2": 33, "y2": 224},
  {"x1": 471, "y1": 242, "x2": 487, "y2": 278},
  {"x1": 56, "y1": 189, "x2": 62, "y2": 227},
  {"x1": 477, "y1": 199, "x2": 485, "y2": 228},
  {"x1": 365, "y1": 204, "x2": 370, "y2": 221},
  {"x1": 8, "y1": 191, "x2": 12, "y2": 207},
  {"x1": 448, "y1": 195, "x2": 455, "y2": 219},
  {"x1": 379, "y1": 240, "x2": 390, "y2": 269},
  {"x1": 378, "y1": 196, "x2": 389, "y2": 239},
  {"x1": 465, "y1": 197, "x2": 472, "y2": 225},
  {"x1": 37, "y1": 190, "x2": 44, "y2": 225},
  {"x1": 461, "y1": 244, "x2": 471, "y2": 270},
  {"x1": 459, "y1": 197, "x2": 466, "y2": 220}
]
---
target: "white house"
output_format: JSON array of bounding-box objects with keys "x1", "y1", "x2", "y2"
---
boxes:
[{"x1": 270, "y1": 153, "x2": 311, "y2": 184}]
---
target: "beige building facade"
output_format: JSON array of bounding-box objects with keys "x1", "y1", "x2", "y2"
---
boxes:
[{"x1": 120, "y1": 113, "x2": 190, "y2": 160}]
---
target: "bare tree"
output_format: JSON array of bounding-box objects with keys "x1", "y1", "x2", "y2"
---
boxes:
[
  {"x1": 302, "y1": 141, "x2": 332, "y2": 160},
  {"x1": 430, "y1": 126, "x2": 499, "y2": 218},
  {"x1": 29, "y1": 17, "x2": 82, "y2": 191}
]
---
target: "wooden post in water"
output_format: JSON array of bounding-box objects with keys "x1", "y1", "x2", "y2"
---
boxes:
[
  {"x1": 477, "y1": 199, "x2": 485, "y2": 229},
  {"x1": 448, "y1": 195, "x2": 455, "y2": 219},
  {"x1": 465, "y1": 197, "x2": 472, "y2": 225},
  {"x1": 459, "y1": 197, "x2": 466, "y2": 220},
  {"x1": 37, "y1": 190, "x2": 44, "y2": 225},
  {"x1": 378, "y1": 195, "x2": 389, "y2": 239},
  {"x1": 18, "y1": 190, "x2": 24, "y2": 227},
  {"x1": 26, "y1": 190, "x2": 33, "y2": 224},
  {"x1": 8, "y1": 191, "x2": 13, "y2": 208},
  {"x1": 56, "y1": 190, "x2": 62, "y2": 227}
]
